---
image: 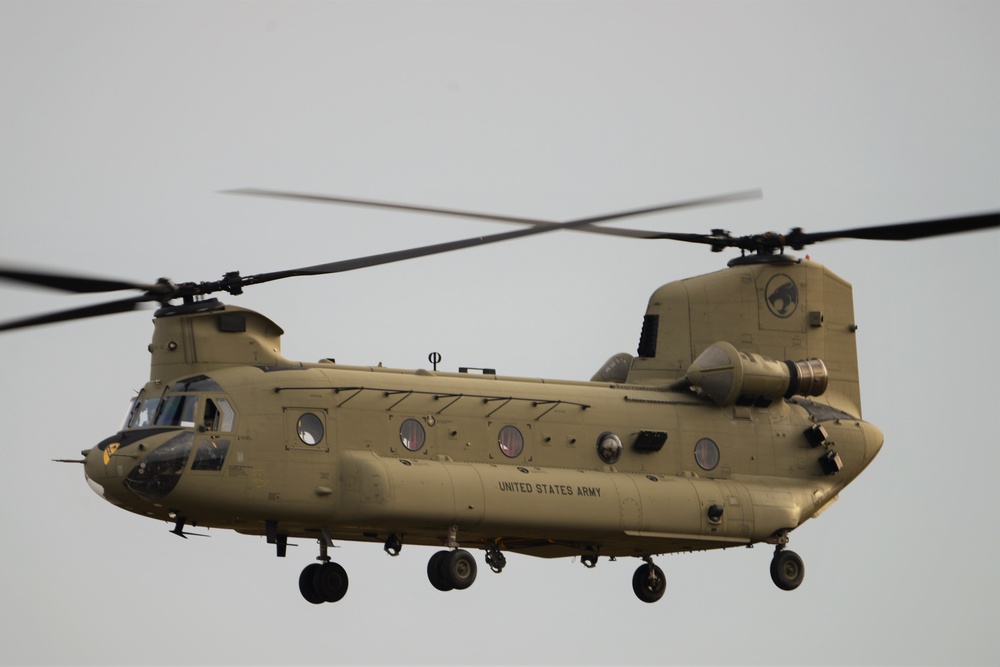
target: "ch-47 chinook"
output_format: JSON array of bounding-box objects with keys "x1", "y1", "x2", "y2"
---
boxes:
[{"x1": 2, "y1": 189, "x2": 997, "y2": 604}]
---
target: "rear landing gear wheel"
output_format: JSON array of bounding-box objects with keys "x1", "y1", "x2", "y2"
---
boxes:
[
  {"x1": 632, "y1": 562, "x2": 666, "y2": 603},
  {"x1": 770, "y1": 549, "x2": 804, "y2": 591}
]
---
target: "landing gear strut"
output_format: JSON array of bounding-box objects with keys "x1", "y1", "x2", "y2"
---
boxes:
[
  {"x1": 631, "y1": 556, "x2": 667, "y2": 603},
  {"x1": 298, "y1": 534, "x2": 350, "y2": 604}
]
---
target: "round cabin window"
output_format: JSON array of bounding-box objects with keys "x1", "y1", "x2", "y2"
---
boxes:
[
  {"x1": 694, "y1": 438, "x2": 720, "y2": 471},
  {"x1": 400, "y1": 419, "x2": 426, "y2": 452},
  {"x1": 297, "y1": 413, "x2": 324, "y2": 445},
  {"x1": 596, "y1": 432, "x2": 623, "y2": 464},
  {"x1": 498, "y1": 425, "x2": 524, "y2": 458}
]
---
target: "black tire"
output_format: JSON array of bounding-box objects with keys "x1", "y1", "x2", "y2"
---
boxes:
[
  {"x1": 313, "y1": 562, "x2": 349, "y2": 602},
  {"x1": 632, "y1": 563, "x2": 667, "y2": 603},
  {"x1": 298, "y1": 563, "x2": 324, "y2": 604},
  {"x1": 445, "y1": 549, "x2": 478, "y2": 590},
  {"x1": 427, "y1": 550, "x2": 454, "y2": 591},
  {"x1": 770, "y1": 550, "x2": 805, "y2": 591}
]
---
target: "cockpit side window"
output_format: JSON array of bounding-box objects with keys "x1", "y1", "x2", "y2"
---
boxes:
[{"x1": 202, "y1": 398, "x2": 235, "y2": 432}]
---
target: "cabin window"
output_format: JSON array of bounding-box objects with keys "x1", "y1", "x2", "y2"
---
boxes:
[
  {"x1": 400, "y1": 419, "x2": 425, "y2": 452},
  {"x1": 498, "y1": 425, "x2": 524, "y2": 458},
  {"x1": 597, "y1": 432, "x2": 623, "y2": 464},
  {"x1": 694, "y1": 438, "x2": 720, "y2": 471},
  {"x1": 297, "y1": 413, "x2": 324, "y2": 445}
]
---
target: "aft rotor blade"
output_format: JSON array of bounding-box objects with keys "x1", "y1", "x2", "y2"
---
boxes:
[
  {"x1": 0, "y1": 296, "x2": 148, "y2": 332},
  {"x1": 0, "y1": 266, "x2": 161, "y2": 294},
  {"x1": 787, "y1": 211, "x2": 1000, "y2": 248},
  {"x1": 225, "y1": 188, "x2": 761, "y2": 238}
]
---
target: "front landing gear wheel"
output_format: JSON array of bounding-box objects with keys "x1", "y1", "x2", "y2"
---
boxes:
[
  {"x1": 770, "y1": 549, "x2": 804, "y2": 591},
  {"x1": 632, "y1": 562, "x2": 666, "y2": 603}
]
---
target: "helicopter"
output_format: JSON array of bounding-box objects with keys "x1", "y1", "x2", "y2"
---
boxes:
[{"x1": 1, "y1": 190, "x2": 996, "y2": 604}]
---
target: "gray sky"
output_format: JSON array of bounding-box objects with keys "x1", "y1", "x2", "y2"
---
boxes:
[{"x1": 1, "y1": 1, "x2": 998, "y2": 665}]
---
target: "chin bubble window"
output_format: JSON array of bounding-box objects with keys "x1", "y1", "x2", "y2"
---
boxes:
[
  {"x1": 498, "y1": 425, "x2": 524, "y2": 458},
  {"x1": 400, "y1": 418, "x2": 426, "y2": 452},
  {"x1": 297, "y1": 413, "x2": 325, "y2": 445},
  {"x1": 597, "y1": 432, "x2": 623, "y2": 464}
]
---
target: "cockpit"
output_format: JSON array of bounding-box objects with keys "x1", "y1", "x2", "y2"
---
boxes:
[{"x1": 93, "y1": 374, "x2": 238, "y2": 503}]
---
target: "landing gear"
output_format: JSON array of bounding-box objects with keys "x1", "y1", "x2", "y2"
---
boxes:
[
  {"x1": 427, "y1": 549, "x2": 478, "y2": 591},
  {"x1": 298, "y1": 561, "x2": 350, "y2": 604},
  {"x1": 632, "y1": 557, "x2": 666, "y2": 603},
  {"x1": 769, "y1": 547, "x2": 805, "y2": 591},
  {"x1": 298, "y1": 534, "x2": 350, "y2": 604}
]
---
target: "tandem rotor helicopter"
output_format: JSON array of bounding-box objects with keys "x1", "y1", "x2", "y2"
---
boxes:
[{"x1": 2, "y1": 189, "x2": 997, "y2": 604}]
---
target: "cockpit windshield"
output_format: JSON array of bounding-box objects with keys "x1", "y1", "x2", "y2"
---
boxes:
[
  {"x1": 121, "y1": 375, "x2": 235, "y2": 431},
  {"x1": 125, "y1": 397, "x2": 161, "y2": 429},
  {"x1": 155, "y1": 394, "x2": 199, "y2": 427}
]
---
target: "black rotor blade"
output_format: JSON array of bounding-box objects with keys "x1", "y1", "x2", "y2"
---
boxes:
[
  {"x1": 0, "y1": 296, "x2": 149, "y2": 332},
  {"x1": 788, "y1": 211, "x2": 1000, "y2": 248},
  {"x1": 0, "y1": 266, "x2": 161, "y2": 294},
  {"x1": 224, "y1": 188, "x2": 761, "y2": 238},
  {"x1": 234, "y1": 190, "x2": 759, "y2": 287},
  {"x1": 239, "y1": 216, "x2": 614, "y2": 287}
]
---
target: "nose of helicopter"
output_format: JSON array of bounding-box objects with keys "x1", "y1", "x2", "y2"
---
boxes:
[{"x1": 83, "y1": 442, "x2": 123, "y2": 505}]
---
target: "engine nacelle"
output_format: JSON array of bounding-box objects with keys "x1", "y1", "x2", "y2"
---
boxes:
[{"x1": 685, "y1": 341, "x2": 828, "y2": 407}]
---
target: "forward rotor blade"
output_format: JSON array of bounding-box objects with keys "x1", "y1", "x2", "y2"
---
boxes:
[
  {"x1": 0, "y1": 296, "x2": 148, "y2": 332},
  {"x1": 224, "y1": 188, "x2": 761, "y2": 238},
  {"x1": 788, "y1": 211, "x2": 1000, "y2": 248},
  {"x1": 239, "y1": 217, "x2": 608, "y2": 287},
  {"x1": 0, "y1": 266, "x2": 160, "y2": 294}
]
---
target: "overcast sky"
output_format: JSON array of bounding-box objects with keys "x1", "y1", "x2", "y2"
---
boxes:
[{"x1": 1, "y1": 1, "x2": 998, "y2": 665}]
